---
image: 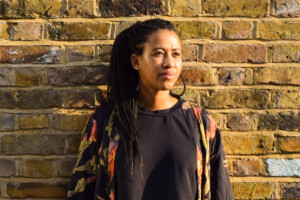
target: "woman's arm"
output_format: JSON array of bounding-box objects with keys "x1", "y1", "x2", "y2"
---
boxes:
[{"x1": 67, "y1": 110, "x2": 100, "y2": 200}]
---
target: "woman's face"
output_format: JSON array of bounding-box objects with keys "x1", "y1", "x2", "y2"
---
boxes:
[{"x1": 131, "y1": 29, "x2": 182, "y2": 93}]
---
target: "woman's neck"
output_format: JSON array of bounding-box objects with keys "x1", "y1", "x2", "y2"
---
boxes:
[{"x1": 136, "y1": 87, "x2": 178, "y2": 111}]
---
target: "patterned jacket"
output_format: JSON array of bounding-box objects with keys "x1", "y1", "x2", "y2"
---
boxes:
[{"x1": 67, "y1": 100, "x2": 234, "y2": 200}]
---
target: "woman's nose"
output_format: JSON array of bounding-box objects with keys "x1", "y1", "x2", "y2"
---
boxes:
[{"x1": 162, "y1": 54, "x2": 175, "y2": 68}]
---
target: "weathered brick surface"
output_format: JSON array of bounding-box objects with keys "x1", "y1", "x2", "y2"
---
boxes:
[
  {"x1": 268, "y1": 44, "x2": 300, "y2": 63},
  {"x1": 226, "y1": 113, "x2": 255, "y2": 131},
  {"x1": 257, "y1": 112, "x2": 300, "y2": 131},
  {"x1": 253, "y1": 67, "x2": 300, "y2": 85},
  {"x1": 0, "y1": 22, "x2": 9, "y2": 39},
  {"x1": 180, "y1": 67, "x2": 215, "y2": 86},
  {"x1": 7, "y1": 182, "x2": 67, "y2": 198},
  {"x1": 274, "y1": 0, "x2": 300, "y2": 17},
  {"x1": 169, "y1": 0, "x2": 201, "y2": 16},
  {"x1": 222, "y1": 134, "x2": 274, "y2": 155},
  {"x1": 69, "y1": 135, "x2": 81, "y2": 153},
  {"x1": 0, "y1": 159, "x2": 15, "y2": 177},
  {"x1": 49, "y1": 22, "x2": 110, "y2": 40},
  {"x1": 0, "y1": 91, "x2": 16, "y2": 109},
  {"x1": 222, "y1": 21, "x2": 253, "y2": 40},
  {"x1": 1, "y1": 135, "x2": 66, "y2": 155},
  {"x1": 182, "y1": 45, "x2": 199, "y2": 61},
  {"x1": 16, "y1": 90, "x2": 62, "y2": 109},
  {"x1": 67, "y1": 90, "x2": 96, "y2": 108},
  {"x1": 267, "y1": 159, "x2": 300, "y2": 176},
  {"x1": 0, "y1": 113, "x2": 15, "y2": 131},
  {"x1": 232, "y1": 182, "x2": 277, "y2": 199},
  {"x1": 203, "y1": 90, "x2": 270, "y2": 109},
  {"x1": 258, "y1": 21, "x2": 300, "y2": 40},
  {"x1": 217, "y1": 67, "x2": 252, "y2": 85},
  {"x1": 9, "y1": 22, "x2": 42, "y2": 40},
  {"x1": 203, "y1": 44, "x2": 267, "y2": 63},
  {"x1": 2, "y1": 0, "x2": 63, "y2": 18},
  {"x1": 280, "y1": 182, "x2": 300, "y2": 199},
  {"x1": 23, "y1": 159, "x2": 52, "y2": 177},
  {"x1": 0, "y1": 67, "x2": 13, "y2": 86},
  {"x1": 19, "y1": 114, "x2": 48, "y2": 129},
  {"x1": 47, "y1": 66, "x2": 108, "y2": 86},
  {"x1": 14, "y1": 68, "x2": 44, "y2": 86},
  {"x1": 98, "y1": 0, "x2": 165, "y2": 17},
  {"x1": 0, "y1": 46, "x2": 62, "y2": 64},
  {"x1": 173, "y1": 21, "x2": 216, "y2": 39},
  {"x1": 278, "y1": 136, "x2": 300, "y2": 153},
  {"x1": 57, "y1": 158, "x2": 76, "y2": 177},
  {"x1": 54, "y1": 111, "x2": 91, "y2": 131},
  {"x1": 203, "y1": 0, "x2": 268, "y2": 17},
  {"x1": 270, "y1": 90, "x2": 300, "y2": 109},
  {"x1": 67, "y1": 0, "x2": 94, "y2": 17},
  {"x1": 0, "y1": 1, "x2": 299, "y2": 199},
  {"x1": 232, "y1": 158, "x2": 265, "y2": 176},
  {"x1": 98, "y1": 44, "x2": 113, "y2": 62},
  {"x1": 66, "y1": 46, "x2": 95, "y2": 62}
]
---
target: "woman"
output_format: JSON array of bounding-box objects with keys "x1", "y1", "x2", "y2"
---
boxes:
[{"x1": 67, "y1": 19, "x2": 233, "y2": 200}]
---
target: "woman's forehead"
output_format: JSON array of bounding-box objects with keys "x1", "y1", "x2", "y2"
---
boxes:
[{"x1": 145, "y1": 29, "x2": 181, "y2": 49}]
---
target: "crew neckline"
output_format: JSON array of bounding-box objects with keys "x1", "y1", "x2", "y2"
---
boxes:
[{"x1": 137, "y1": 98, "x2": 183, "y2": 116}]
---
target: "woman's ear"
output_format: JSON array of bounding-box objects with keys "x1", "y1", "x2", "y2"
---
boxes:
[{"x1": 131, "y1": 54, "x2": 140, "y2": 70}]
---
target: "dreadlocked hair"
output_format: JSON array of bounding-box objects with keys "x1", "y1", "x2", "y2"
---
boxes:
[{"x1": 107, "y1": 18, "x2": 183, "y2": 173}]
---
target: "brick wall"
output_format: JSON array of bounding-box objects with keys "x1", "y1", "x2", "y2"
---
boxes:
[{"x1": 0, "y1": 0, "x2": 299, "y2": 199}]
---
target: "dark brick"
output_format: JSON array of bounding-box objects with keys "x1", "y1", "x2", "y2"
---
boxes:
[
  {"x1": 0, "y1": 159, "x2": 15, "y2": 177},
  {"x1": 98, "y1": 44, "x2": 113, "y2": 62},
  {"x1": 0, "y1": 91, "x2": 15, "y2": 109},
  {"x1": 58, "y1": 158, "x2": 76, "y2": 177},
  {"x1": 7, "y1": 182, "x2": 67, "y2": 198},
  {"x1": 67, "y1": 90, "x2": 95, "y2": 108},
  {"x1": 47, "y1": 66, "x2": 108, "y2": 86},
  {"x1": 66, "y1": 46, "x2": 95, "y2": 62},
  {"x1": 1, "y1": 135, "x2": 66, "y2": 155},
  {"x1": 14, "y1": 68, "x2": 44, "y2": 86},
  {"x1": 0, "y1": 68, "x2": 13, "y2": 86},
  {"x1": 0, "y1": 113, "x2": 15, "y2": 131},
  {"x1": 49, "y1": 22, "x2": 110, "y2": 40},
  {"x1": 280, "y1": 183, "x2": 300, "y2": 199},
  {"x1": 99, "y1": 0, "x2": 165, "y2": 17},
  {"x1": 257, "y1": 112, "x2": 300, "y2": 131},
  {"x1": 0, "y1": 46, "x2": 62, "y2": 64},
  {"x1": 15, "y1": 90, "x2": 62, "y2": 109}
]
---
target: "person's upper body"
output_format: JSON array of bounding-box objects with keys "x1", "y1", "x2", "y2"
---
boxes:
[{"x1": 67, "y1": 18, "x2": 234, "y2": 200}]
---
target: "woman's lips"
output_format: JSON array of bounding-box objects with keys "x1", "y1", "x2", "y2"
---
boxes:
[{"x1": 160, "y1": 72, "x2": 176, "y2": 80}]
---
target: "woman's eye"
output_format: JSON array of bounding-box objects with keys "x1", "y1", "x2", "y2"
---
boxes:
[
  {"x1": 154, "y1": 51, "x2": 164, "y2": 56},
  {"x1": 173, "y1": 52, "x2": 181, "y2": 57}
]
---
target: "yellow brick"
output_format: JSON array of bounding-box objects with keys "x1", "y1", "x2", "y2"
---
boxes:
[
  {"x1": 258, "y1": 21, "x2": 300, "y2": 40},
  {"x1": 222, "y1": 134, "x2": 274, "y2": 155},
  {"x1": 23, "y1": 159, "x2": 52, "y2": 178},
  {"x1": 0, "y1": 23, "x2": 9, "y2": 40},
  {"x1": 173, "y1": 21, "x2": 216, "y2": 39},
  {"x1": 19, "y1": 114, "x2": 48, "y2": 129},
  {"x1": 15, "y1": 68, "x2": 44, "y2": 86},
  {"x1": 232, "y1": 182, "x2": 277, "y2": 199},
  {"x1": 204, "y1": 0, "x2": 268, "y2": 17},
  {"x1": 169, "y1": 0, "x2": 201, "y2": 16},
  {"x1": 54, "y1": 111, "x2": 91, "y2": 131},
  {"x1": 278, "y1": 136, "x2": 300, "y2": 153},
  {"x1": 268, "y1": 44, "x2": 300, "y2": 62}
]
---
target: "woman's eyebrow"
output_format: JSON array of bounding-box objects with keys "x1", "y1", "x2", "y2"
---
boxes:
[{"x1": 152, "y1": 47, "x2": 181, "y2": 51}]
